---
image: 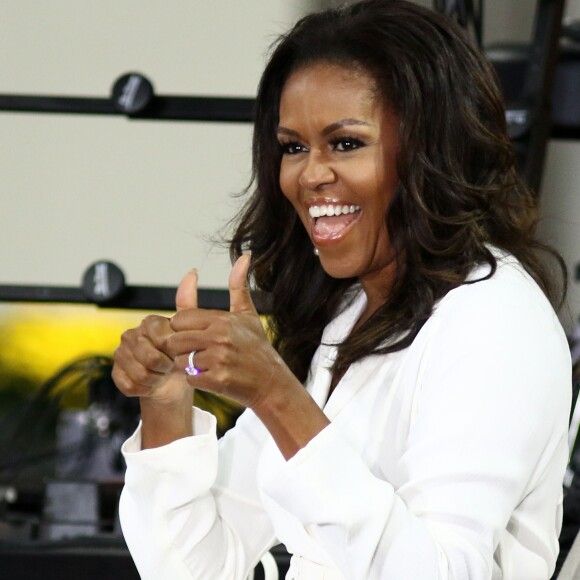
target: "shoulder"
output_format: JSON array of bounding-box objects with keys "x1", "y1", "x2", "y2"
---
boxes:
[
  {"x1": 430, "y1": 250, "x2": 564, "y2": 346},
  {"x1": 412, "y1": 250, "x2": 571, "y2": 412}
]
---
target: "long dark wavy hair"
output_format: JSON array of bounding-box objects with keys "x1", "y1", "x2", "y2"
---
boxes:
[{"x1": 229, "y1": 0, "x2": 566, "y2": 384}]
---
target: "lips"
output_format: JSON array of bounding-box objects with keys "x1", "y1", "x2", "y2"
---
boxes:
[{"x1": 308, "y1": 203, "x2": 361, "y2": 243}]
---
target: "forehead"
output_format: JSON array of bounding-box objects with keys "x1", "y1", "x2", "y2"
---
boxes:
[{"x1": 279, "y1": 62, "x2": 381, "y2": 121}]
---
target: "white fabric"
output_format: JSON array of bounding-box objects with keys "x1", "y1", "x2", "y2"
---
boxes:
[{"x1": 120, "y1": 252, "x2": 571, "y2": 579}]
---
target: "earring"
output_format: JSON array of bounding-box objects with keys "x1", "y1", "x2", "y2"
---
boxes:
[{"x1": 313, "y1": 247, "x2": 319, "y2": 256}]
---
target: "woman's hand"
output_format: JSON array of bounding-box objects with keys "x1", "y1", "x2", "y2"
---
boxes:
[
  {"x1": 169, "y1": 255, "x2": 330, "y2": 460},
  {"x1": 112, "y1": 269, "x2": 199, "y2": 406},
  {"x1": 167, "y1": 255, "x2": 298, "y2": 411},
  {"x1": 111, "y1": 270, "x2": 199, "y2": 448},
  {"x1": 112, "y1": 255, "x2": 330, "y2": 456}
]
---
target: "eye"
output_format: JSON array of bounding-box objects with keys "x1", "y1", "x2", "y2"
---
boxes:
[
  {"x1": 279, "y1": 141, "x2": 308, "y2": 155},
  {"x1": 331, "y1": 137, "x2": 365, "y2": 152}
]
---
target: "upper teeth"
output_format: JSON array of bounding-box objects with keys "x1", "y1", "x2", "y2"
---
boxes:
[{"x1": 309, "y1": 204, "x2": 360, "y2": 218}]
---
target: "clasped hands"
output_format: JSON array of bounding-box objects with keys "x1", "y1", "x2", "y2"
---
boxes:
[{"x1": 112, "y1": 255, "x2": 294, "y2": 413}]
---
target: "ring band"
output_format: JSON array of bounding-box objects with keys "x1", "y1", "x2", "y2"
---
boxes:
[{"x1": 185, "y1": 350, "x2": 201, "y2": 376}]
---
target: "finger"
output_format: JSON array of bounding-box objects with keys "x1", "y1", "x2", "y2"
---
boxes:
[
  {"x1": 176, "y1": 268, "x2": 198, "y2": 311},
  {"x1": 133, "y1": 335, "x2": 173, "y2": 374},
  {"x1": 170, "y1": 308, "x2": 224, "y2": 332},
  {"x1": 113, "y1": 344, "x2": 166, "y2": 390},
  {"x1": 111, "y1": 364, "x2": 150, "y2": 398},
  {"x1": 176, "y1": 349, "x2": 208, "y2": 376},
  {"x1": 166, "y1": 329, "x2": 208, "y2": 358},
  {"x1": 229, "y1": 254, "x2": 257, "y2": 315},
  {"x1": 141, "y1": 314, "x2": 173, "y2": 354}
]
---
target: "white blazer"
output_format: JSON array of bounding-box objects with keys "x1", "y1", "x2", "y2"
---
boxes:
[{"x1": 121, "y1": 251, "x2": 571, "y2": 579}]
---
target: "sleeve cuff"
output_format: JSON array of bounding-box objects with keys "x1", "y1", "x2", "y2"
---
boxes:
[
  {"x1": 121, "y1": 407, "x2": 219, "y2": 501},
  {"x1": 122, "y1": 406, "x2": 216, "y2": 453}
]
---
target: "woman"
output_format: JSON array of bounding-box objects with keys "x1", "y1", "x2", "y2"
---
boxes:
[{"x1": 113, "y1": 1, "x2": 572, "y2": 578}]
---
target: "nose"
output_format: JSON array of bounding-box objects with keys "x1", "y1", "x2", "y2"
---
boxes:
[{"x1": 298, "y1": 152, "x2": 335, "y2": 190}]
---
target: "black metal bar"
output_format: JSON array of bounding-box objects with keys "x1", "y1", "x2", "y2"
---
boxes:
[
  {"x1": 0, "y1": 284, "x2": 272, "y2": 314},
  {"x1": 0, "y1": 94, "x2": 255, "y2": 123},
  {"x1": 552, "y1": 125, "x2": 580, "y2": 140},
  {"x1": 521, "y1": 0, "x2": 566, "y2": 193},
  {"x1": 0, "y1": 95, "x2": 114, "y2": 115},
  {"x1": 0, "y1": 284, "x2": 228, "y2": 311},
  {"x1": 0, "y1": 286, "x2": 87, "y2": 304},
  {"x1": 144, "y1": 96, "x2": 255, "y2": 123}
]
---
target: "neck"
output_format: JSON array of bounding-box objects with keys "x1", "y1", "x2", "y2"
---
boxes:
[{"x1": 358, "y1": 262, "x2": 397, "y2": 325}]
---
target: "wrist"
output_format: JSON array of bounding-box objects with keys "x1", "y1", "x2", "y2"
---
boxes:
[
  {"x1": 139, "y1": 391, "x2": 194, "y2": 449},
  {"x1": 252, "y1": 380, "x2": 330, "y2": 460}
]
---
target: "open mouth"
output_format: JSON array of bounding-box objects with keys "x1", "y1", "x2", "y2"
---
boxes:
[{"x1": 309, "y1": 204, "x2": 361, "y2": 241}]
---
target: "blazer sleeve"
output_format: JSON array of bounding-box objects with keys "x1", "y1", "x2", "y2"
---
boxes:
[{"x1": 119, "y1": 407, "x2": 276, "y2": 580}]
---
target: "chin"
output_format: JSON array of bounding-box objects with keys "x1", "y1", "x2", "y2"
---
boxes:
[{"x1": 318, "y1": 257, "x2": 360, "y2": 280}]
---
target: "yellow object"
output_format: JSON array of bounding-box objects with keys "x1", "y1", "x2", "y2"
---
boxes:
[{"x1": 0, "y1": 303, "x2": 148, "y2": 386}]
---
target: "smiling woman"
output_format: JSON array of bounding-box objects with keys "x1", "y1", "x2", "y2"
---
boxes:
[{"x1": 114, "y1": 1, "x2": 572, "y2": 579}]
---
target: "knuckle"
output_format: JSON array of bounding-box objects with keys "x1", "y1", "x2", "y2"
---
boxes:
[
  {"x1": 120, "y1": 328, "x2": 135, "y2": 344},
  {"x1": 214, "y1": 334, "x2": 231, "y2": 348},
  {"x1": 111, "y1": 368, "x2": 134, "y2": 396},
  {"x1": 141, "y1": 348, "x2": 156, "y2": 367},
  {"x1": 169, "y1": 311, "x2": 189, "y2": 331},
  {"x1": 214, "y1": 368, "x2": 231, "y2": 387},
  {"x1": 168, "y1": 312, "x2": 181, "y2": 331},
  {"x1": 144, "y1": 348, "x2": 164, "y2": 369},
  {"x1": 132, "y1": 365, "x2": 151, "y2": 385},
  {"x1": 110, "y1": 366, "x2": 122, "y2": 384},
  {"x1": 213, "y1": 324, "x2": 234, "y2": 347},
  {"x1": 143, "y1": 314, "x2": 160, "y2": 326},
  {"x1": 214, "y1": 349, "x2": 230, "y2": 367},
  {"x1": 143, "y1": 314, "x2": 167, "y2": 334}
]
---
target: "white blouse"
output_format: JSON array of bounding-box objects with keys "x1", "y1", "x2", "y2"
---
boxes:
[{"x1": 120, "y1": 252, "x2": 571, "y2": 579}]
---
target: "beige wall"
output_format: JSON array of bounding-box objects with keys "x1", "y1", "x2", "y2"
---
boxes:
[
  {"x1": 0, "y1": 1, "x2": 308, "y2": 289},
  {"x1": 1, "y1": 1, "x2": 580, "y2": 331}
]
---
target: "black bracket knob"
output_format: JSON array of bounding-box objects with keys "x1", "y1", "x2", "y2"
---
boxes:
[
  {"x1": 111, "y1": 73, "x2": 154, "y2": 115},
  {"x1": 82, "y1": 261, "x2": 127, "y2": 304}
]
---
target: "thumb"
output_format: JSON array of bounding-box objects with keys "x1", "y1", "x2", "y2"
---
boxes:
[
  {"x1": 175, "y1": 268, "x2": 198, "y2": 311},
  {"x1": 229, "y1": 254, "x2": 256, "y2": 314}
]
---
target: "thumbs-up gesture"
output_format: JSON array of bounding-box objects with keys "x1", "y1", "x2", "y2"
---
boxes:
[
  {"x1": 228, "y1": 253, "x2": 258, "y2": 317},
  {"x1": 168, "y1": 255, "x2": 295, "y2": 411},
  {"x1": 111, "y1": 270, "x2": 198, "y2": 407},
  {"x1": 112, "y1": 256, "x2": 323, "y2": 453}
]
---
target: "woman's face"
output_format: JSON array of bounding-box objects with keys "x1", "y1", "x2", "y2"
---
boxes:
[{"x1": 278, "y1": 62, "x2": 400, "y2": 291}]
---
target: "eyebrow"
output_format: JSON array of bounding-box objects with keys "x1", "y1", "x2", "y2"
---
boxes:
[{"x1": 276, "y1": 118, "x2": 373, "y2": 138}]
